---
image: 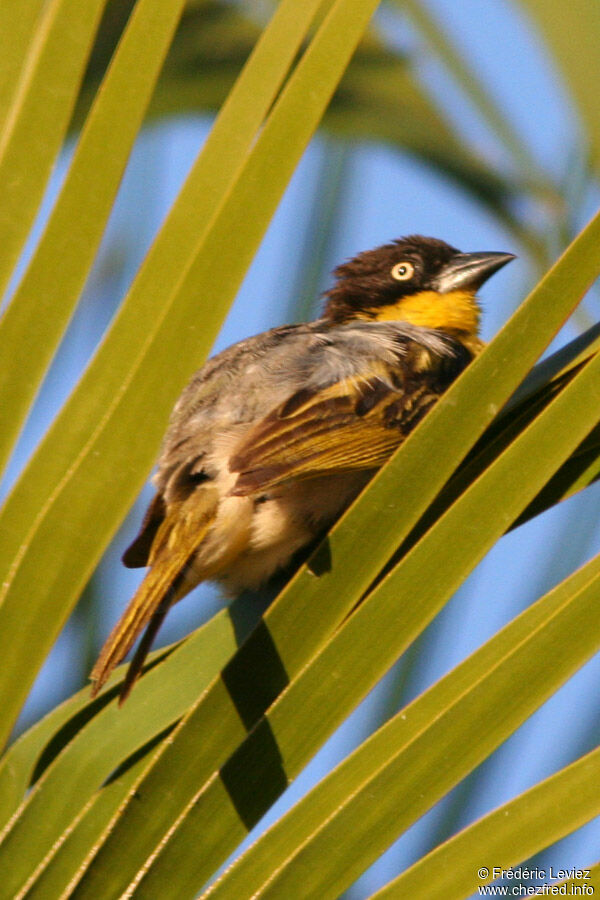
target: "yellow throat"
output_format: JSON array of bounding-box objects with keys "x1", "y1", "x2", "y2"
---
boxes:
[{"x1": 366, "y1": 288, "x2": 483, "y2": 354}]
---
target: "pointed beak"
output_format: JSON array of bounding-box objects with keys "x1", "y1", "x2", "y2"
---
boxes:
[{"x1": 433, "y1": 251, "x2": 516, "y2": 294}]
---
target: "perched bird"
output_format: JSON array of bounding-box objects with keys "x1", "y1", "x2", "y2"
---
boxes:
[{"x1": 91, "y1": 235, "x2": 514, "y2": 699}]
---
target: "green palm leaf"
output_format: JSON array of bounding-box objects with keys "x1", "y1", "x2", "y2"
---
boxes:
[
  {"x1": 0, "y1": 0, "x2": 106, "y2": 296},
  {"x1": 208, "y1": 550, "x2": 600, "y2": 900},
  {"x1": 0, "y1": 0, "x2": 187, "y2": 474},
  {"x1": 374, "y1": 744, "x2": 600, "y2": 898},
  {"x1": 1, "y1": 0, "x2": 600, "y2": 895}
]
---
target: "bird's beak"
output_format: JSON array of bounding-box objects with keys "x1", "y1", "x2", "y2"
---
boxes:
[{"x1": 433, "y1": 251, "x2": 516, "y2": 294}]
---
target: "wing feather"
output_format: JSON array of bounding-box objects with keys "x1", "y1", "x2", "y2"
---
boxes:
[{"x1": 230, "y1": 340, "x2": 462, "y2": 496}]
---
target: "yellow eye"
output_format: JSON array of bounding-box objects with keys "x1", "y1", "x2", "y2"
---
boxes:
[{"x1": 391, "y1": 261, "x2": 415, "y2": 281}]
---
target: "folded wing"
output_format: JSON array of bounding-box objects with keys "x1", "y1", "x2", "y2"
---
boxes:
[{"x1": 231, "y1": 331, "x2": 469, "y2": 495}]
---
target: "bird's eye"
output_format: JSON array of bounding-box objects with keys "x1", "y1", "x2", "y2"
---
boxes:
[{"x1": 391, "y1": 261, "x2": 415, "y2": 281}]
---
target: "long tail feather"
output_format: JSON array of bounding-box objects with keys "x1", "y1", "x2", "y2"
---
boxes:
[
  {"x1": 90, "y1": 558, "x2": 189, "y2": 697},
  {"x1": 90, "y1": 490, "x2": 218, "y2": 698},
  {"x1": 117, "y1": 595, "x2": 172, "y2": 703}
]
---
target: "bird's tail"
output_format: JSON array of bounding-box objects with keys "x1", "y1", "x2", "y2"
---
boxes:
[{"x1": 90, "y1": 490, "x2": 218, "y2": 701}]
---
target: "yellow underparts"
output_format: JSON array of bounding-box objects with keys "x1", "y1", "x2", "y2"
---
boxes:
[{"x1": 365, "y1": 289, "x2": 483, "y2": 354}]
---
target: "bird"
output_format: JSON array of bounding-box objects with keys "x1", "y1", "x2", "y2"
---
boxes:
[{"x1": 90, "y1": 235, "x2": 514, "y2": 700}]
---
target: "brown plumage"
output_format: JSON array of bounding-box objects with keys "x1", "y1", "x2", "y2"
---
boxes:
[{"x1": 90, "y1": 236, "x2": 514, "y2": 700}]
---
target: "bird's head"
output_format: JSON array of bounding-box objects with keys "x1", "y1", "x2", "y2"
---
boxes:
[{"x1": 323, "y1": 235, "x2": 515, "y2": 352}]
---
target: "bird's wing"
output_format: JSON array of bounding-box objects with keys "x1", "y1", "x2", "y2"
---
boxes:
[
  {"x1": 230, "y1": 331, "x2": 469, "y2": 496},
  {"x1": 121, "y1": 326, "x2": 316, "y2": 568}
]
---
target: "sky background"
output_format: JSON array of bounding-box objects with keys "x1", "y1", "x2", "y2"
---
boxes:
[{"x1": 4, "y1": 1, "x2": 600, "y2": 896}]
